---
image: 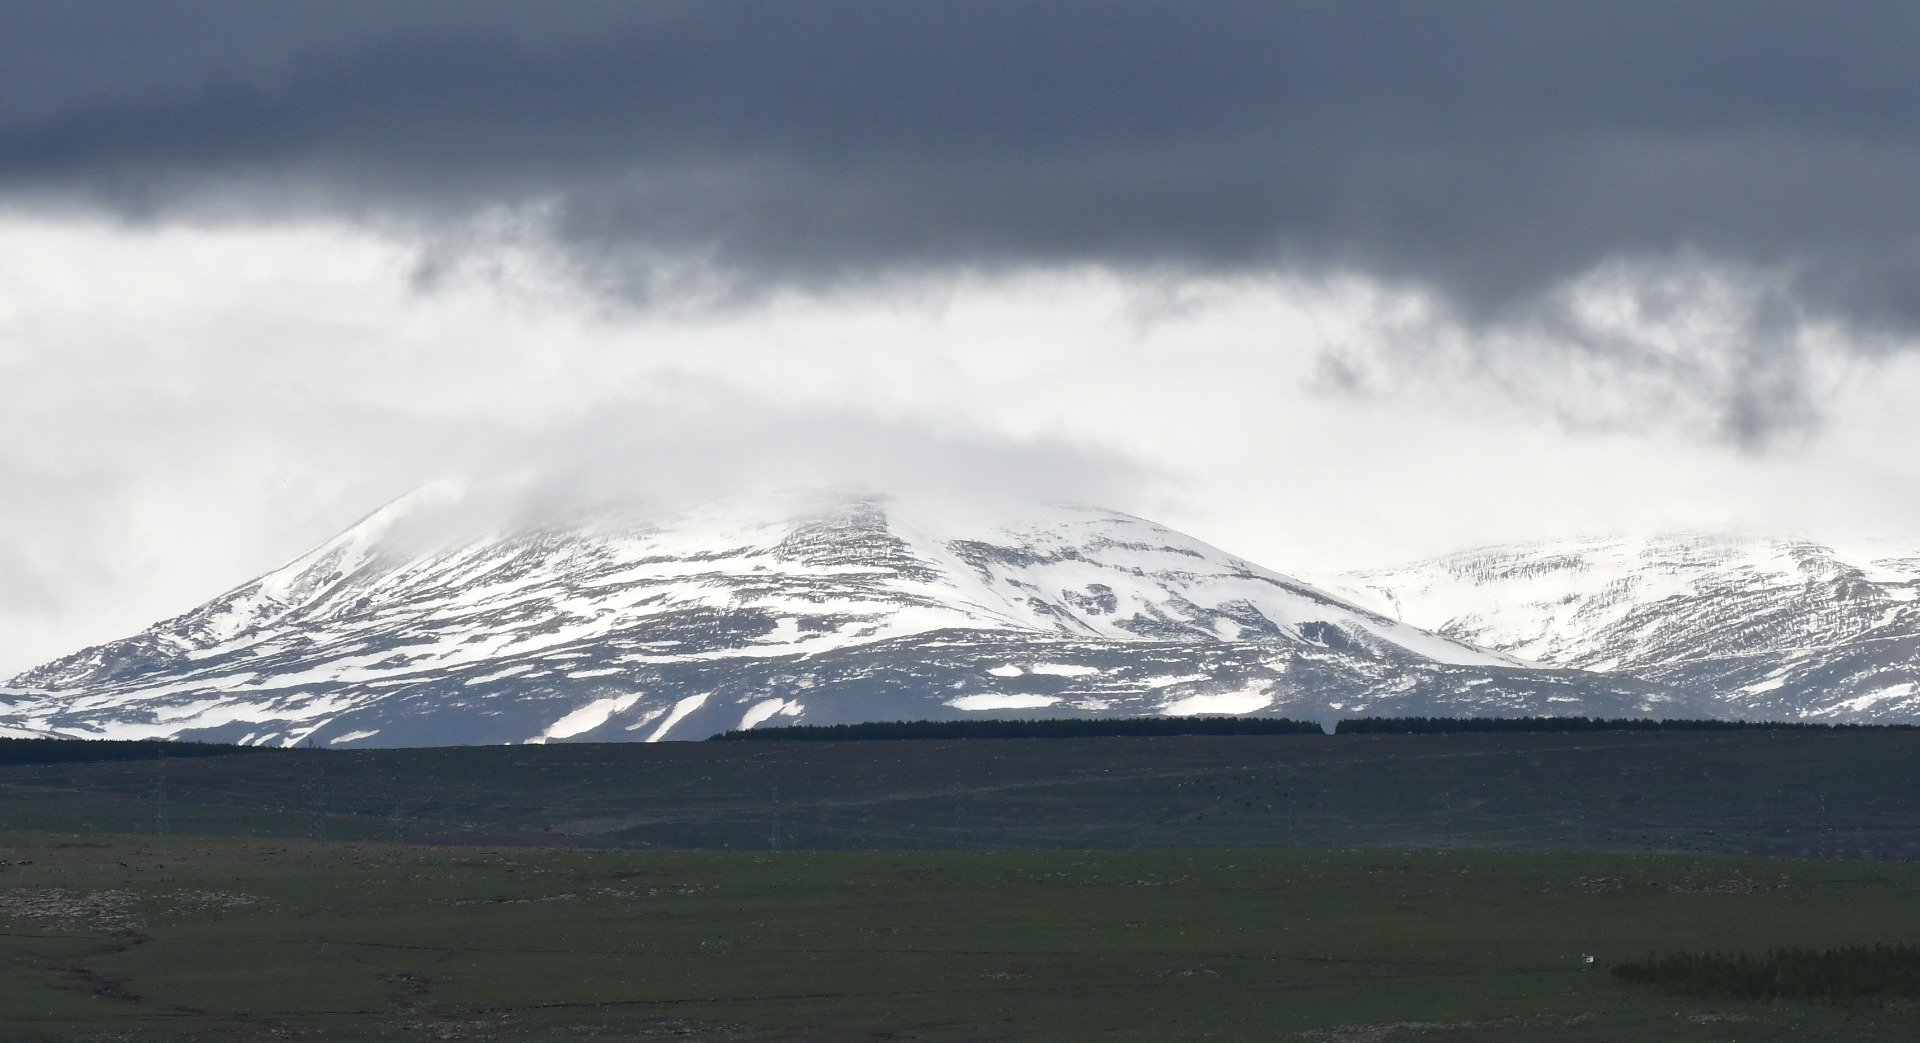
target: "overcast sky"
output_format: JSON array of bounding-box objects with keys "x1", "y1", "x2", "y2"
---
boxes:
[{"x1": 6, "y1": 1, "x2": 1920, "y2": 675}]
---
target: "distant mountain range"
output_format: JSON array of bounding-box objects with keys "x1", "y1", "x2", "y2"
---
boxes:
[
  {"x1": 1341, "y1": 530, "x2": 1920, "y2": 724},
  {"x1": 0, "y1": 486, "x2": 1685, "y2": 746},
  {"x1": 7, "y1": 488, "x2": 1915, "y2": 746}
]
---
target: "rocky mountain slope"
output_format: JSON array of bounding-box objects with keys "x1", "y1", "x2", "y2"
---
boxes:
[
  {"x1": 1344, "y1": 530, "x2": 1920, "y2": 723},
  {"x1": 0, "y1": 488, "x2": 1678, "y2": 745}
]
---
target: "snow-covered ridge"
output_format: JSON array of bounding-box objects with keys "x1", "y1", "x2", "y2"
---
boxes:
[
  {"x1": 13, "y1": 489, "x2": 1520, "y2": 695},
  {"x1": 1349, "y1": 529, "x2": 1920, "y2": 723},
  {"x1": 0, "y1": 488, "x2": 1665, "y2": 746}
]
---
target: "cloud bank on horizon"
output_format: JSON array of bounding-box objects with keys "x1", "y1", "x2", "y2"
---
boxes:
[
  {"x1": 5, "y1": 1, "x2": 1920, "y2": 672},
  {"x1": 7, "y1": 1, "x2": 1920, "y2": 440}
]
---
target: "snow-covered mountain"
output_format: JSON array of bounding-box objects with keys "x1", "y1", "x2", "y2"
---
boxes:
[
  {"x1": 1345, "y1": 530, "x2": 1920, "y2": 723},
  {"x1": 0, "y1": 488, "x2": 1679, "y2": 746}
]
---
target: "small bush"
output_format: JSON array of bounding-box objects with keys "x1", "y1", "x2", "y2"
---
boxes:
[{"x1": 1613, "y1": 943, "x2": 1920, "y2": 1003}]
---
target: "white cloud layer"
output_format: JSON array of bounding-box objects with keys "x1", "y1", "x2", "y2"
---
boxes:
[{"x1": 4, "y1": 212, "x2": 1920, "y2": 674}]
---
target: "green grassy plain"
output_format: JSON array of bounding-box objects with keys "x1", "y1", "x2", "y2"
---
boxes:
[
  {"x1": 1, "y1": 731, "x2": 1916, "y2": 1039},
  {"x1": 1, "y1": 838, "x2": 1917, "y2": 1041}
]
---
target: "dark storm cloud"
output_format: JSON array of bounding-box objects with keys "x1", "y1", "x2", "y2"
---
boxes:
[{"x1": 5, "y1": 1, "x2": 1920, "y2": 327}]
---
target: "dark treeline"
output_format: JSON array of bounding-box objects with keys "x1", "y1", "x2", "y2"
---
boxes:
[
  {"x1": 1613, "y1": 944, "x2": 1920, "y2": 1004},
  {"x1": 710, "y1": 717, "x2": 1326, "y2": 742},
  {"x1": 1333, "y1": 716, "x2": 1912, "y2": 735},
  {"x1": 0, "y1": 737, "x2": 267, "y2": 766}
]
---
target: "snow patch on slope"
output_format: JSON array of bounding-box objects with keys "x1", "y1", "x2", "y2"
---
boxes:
[
  {"x1": 647, "y1": 694, "x2": 710, "y2": 742},
  {"x1": 947, "y1": 694, "x2": 1062, "y2": 711},
  {"x1": 1161, "y1": 691, "x2": 1273, "y2": 716},
  {"x1": 738, "y1": 698, "x2": 804, "y2": 730},
  {"x1": 541, "y1": 692, "x2": 644, "y2": 741}
]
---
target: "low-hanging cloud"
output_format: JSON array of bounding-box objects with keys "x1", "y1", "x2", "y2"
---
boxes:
[
  {"x1": 5, "y1": 1, "x2": 1920, "y2": 442},
  {"x1": 477, "y1": 384, "x2": 1166, "y2": 512},
  {"x1": 1311, "y1": 255, "x2": 1863, "y2": 449}
]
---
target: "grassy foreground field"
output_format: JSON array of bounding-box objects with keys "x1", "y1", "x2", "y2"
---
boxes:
[
  {"x1": 2, "y1": 730, "x2": 1917, "y2": 1039},
  {"x1": 2, "y1": 835, "x2": 1917, "y2": 1041}
]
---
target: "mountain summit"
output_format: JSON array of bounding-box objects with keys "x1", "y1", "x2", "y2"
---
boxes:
[{"x1": 0, "y1": 488, "x2": 1673, "y2": 745}]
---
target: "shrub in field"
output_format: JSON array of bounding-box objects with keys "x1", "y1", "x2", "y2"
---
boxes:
[{"x1": 1612, "y1": 944, "x2": 1920, "y2": 1003}]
